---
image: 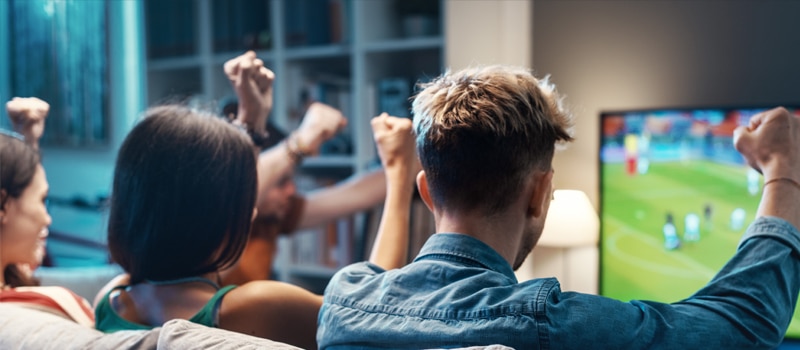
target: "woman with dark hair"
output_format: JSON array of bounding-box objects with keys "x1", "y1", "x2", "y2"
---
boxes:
[
  {"x1": 93, "y1": 52, "x2": 416, "y2": 349},
  {"x1": 0, "y1": 97, "x2": 95, "y2": 327},
  {"x1": 105, "y1": 105, "x2": 257, "y2": 286}
]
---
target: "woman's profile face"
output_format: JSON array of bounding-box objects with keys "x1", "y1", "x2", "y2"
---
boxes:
[{"x1": 1, "y1": 165, "x2": 51, "y2": 268}]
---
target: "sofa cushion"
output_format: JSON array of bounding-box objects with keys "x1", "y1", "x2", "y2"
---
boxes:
[
  {"x1": 0, "y1": 304, "x2": 159, "y2": 350},
  {"x1": 159, "y1": 319, "x2": 302, "y2": 349}
]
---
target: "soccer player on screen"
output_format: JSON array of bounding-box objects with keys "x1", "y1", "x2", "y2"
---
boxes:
[
  {"x1": 747, "y1": 168, "x2": 760, "y2": 196},
  {"x1": 684, "y1": 213, "x2": 700, "y2": 242},
  {"x1": 731, "y1": 208, "x2": 746, "y2": 231},
  {"x1": 637, "y1": 130, "x2": 651, "y2": 175},
  {"x1": 624, "y1": 133, "x2": 638, "y2": 176},
  {"x1": 664, "y1": 212, "x2": 680, "y2": 250},
  {"x1": 703, "y1": 203, "x2": 713, "y2": 232}
]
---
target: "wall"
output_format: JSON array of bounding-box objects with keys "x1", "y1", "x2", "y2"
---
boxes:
[
  {"x1": 532, "y1": 0, "x2": 800, "y2": 207},
  {"x1": 41, "y1": 1, "x2": 146, "y2": 201},
  {"x1": 445, "y1": 0, "x2": 532, "y2": 69}
]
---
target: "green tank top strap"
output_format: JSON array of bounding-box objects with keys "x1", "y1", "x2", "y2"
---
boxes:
[
  {"x1": 95, "y1": 284, "x2": 151, "y2": 332},
  {"x1": 188, "y1": 285, "x2": 237, "y2": 328},
  {"x1": 146, "y1": 276, "x2": 221, "y2": 290},
  {"x1": 94, "y1": 284, "x2": 237, "y2": 332}
]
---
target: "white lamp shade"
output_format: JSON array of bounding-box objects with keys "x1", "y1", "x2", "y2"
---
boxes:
[{"x1": 536, "y1": 190, "x2": 599, "y2": 248}]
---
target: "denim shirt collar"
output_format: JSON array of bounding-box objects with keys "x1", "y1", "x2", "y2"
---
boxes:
[{"x1": 413, "y1": 233, "x2": 518, "y2": 283}]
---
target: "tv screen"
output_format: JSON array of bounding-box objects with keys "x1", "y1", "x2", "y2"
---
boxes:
[{"x1": 599, "y1": 106, "x2": 800, "y2": 339}]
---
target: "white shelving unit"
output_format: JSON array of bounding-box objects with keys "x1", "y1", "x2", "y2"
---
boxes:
[{"x1": 144, "y1": 0, "x2": 443, "y2": 293}]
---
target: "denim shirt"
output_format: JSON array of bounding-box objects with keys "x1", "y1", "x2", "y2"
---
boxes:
[{"x1": 318, "y1": 216, "x2": 800, "y2": 349}]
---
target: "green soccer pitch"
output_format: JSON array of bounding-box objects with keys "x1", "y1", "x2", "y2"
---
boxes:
[{"x1": 600, "y1": 159, "x2": 800, "y2": 338}]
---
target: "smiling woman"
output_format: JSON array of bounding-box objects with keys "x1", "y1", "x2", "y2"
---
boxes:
[
  {"x1": 0, "y1": 131, "x2": 47, "y2": 287},
  {"x1": 0, "y1": 98, "x2": 95, "y2": 327}
]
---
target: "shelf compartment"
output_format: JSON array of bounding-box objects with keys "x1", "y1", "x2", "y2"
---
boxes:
[
  {"x1": 212, "y1": 50, "x2": 275, "y2": 65},
  {"x1": 145, "y1": 0, "x2": 197, "y2": 59},
  {"x1": 148, "y1": 56, "x2": 204, "y2": 71},
  {"x1": 288, "y1": 265, "x2": 339, "y2": 278},
  {"x1": 211, "y1": 0, "x2": 272, "y2": 53},
  {"x1": 283, "y1": 0, "x2": 352, "y2": 48},
  {"x1": 363, "y1": 36, "x2": 443, "y2": 53},
  {"x1": 302, "y1": 155, "x2": 356, "y2": 168},
  {"x1": 146, "y1": 67, "x2": 203, "y2": 105},
  {"x1": 284, "y1": 44, "x2": 352, "y2": 60}
]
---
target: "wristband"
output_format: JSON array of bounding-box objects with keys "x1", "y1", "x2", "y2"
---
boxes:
[
  {"x1": 285, "y1": 132, "x2": 311, "y2": 164},
  {"x1": 231, "y1": 121, "x2": 269, "y2": 149},
  {"x1": 247, "y1": 128, "x2": 270, "y2": 149},
  {"x1": 763, "y1": 177, "x2": 800, "y2": 192}
]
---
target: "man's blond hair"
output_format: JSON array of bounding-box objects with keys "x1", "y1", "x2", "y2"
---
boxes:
[{"x1": 412, "y1": 65, "x2": 574, "y2": 214}]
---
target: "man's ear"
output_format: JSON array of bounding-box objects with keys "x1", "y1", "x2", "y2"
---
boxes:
[
  {"x1": 527, "y1": 169, "x2": 553, "y2": 218},
  {"x1": 416, "y1": 171, "x2": 435, "y2": 213}
]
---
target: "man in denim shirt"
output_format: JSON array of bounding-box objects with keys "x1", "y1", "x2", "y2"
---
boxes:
[{"x1": 317, "y1": 65, "x2": 800, "y2": 349}]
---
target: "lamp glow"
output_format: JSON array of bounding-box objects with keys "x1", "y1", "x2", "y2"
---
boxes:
[{"x1": 537, "y1": 190, "x2": 599, "y2": 248}]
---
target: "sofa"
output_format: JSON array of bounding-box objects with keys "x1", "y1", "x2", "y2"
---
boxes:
[
  {"x1": 0, "y1": 303, "x2": 302, "y2": 349},
  {"x1": 0, "y1": 264, "x2": 301, "y2": 349},
  {"x1": 5, "y1": 265, "x2": 516, "y2": 349},
  {"x1": 0, "y1": 303, "x2": 515, "y2": 349}
]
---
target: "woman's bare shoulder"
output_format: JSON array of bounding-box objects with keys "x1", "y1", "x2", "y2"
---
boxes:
[
  {"x1": 224, "y1": 280, "x2": 322, "y2": 311},
  {"x1": 92, "y1": 273, "x2": 130, "y2": 308},
  {"x1": 219, "y1": 281, "x2": 322, "y2": 349}
]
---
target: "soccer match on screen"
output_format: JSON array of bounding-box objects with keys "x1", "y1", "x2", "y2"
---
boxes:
[{"x1": 599, "y1": 106, "x2": 800, "y2": 338}]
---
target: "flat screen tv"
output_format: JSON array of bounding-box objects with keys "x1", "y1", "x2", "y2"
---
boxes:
[{"x1": 599, "y1": 105, "x2": 800, "y2": 339}]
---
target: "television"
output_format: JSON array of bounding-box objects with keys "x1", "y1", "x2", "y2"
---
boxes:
[{"x1": 599, "y1": 105, "x2": 800, "y2": 339}]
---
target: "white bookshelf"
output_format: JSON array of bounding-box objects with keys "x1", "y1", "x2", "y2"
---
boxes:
[{"x1": 144, "y1": 0, "x2": 443, "y2": 293}]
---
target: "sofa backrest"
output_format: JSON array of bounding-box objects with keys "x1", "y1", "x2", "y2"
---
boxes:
[
  {"x1": 0, "y1": 304, "x2": 158, "y2": 349},
  {"x1": 158, "y1": 318, "x2": 303, "y2": 349},
  {"x1": 0, "y1": 304, "x2": 302, "y2": 349}
]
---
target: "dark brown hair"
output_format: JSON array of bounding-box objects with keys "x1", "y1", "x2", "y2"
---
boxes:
[
  {"x1": 412, "y1": 66, "x2": 574, "y2": 215},
  {"x1": 107, "y1": 105, "x2": 257, "y2": 283}
]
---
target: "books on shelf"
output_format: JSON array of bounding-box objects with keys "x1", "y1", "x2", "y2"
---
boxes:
[
  {"x1": 286, "y1": 66, "x2": 354, "y2": 156},
  {"x1": 378, "y1": 78, "x2": 411, "y2": 118},
  {"x1": 289, "y1": 216, "x2": 355, "y2": 270},
  {"x1": 145, "y1": 0, "x2": 197, "y2": 58},
  {"x1": 142, "y1": 0, "x2": 444, "y2": 290},
  {"x1": 289, "y1": 174, "x2": 356, "y2": 269},
  {"x1": 211, "y1": 0, "x2": 271, "y2": 52},
  {"x1": 284, "y1": 0, "x2": 352, "y2": 47}
]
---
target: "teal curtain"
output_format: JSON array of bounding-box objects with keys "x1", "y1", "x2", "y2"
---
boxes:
[{"x1": 10, "y1": 0, "x2": 108, "y2": 146}]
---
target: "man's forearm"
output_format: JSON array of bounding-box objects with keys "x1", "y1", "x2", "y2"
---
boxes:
[
  {"x1": 256, "y1": 142, "x2": 299, "y2": 211},
  {"x1": 756, "y1": 176, "x2": 800, "y2": 230},
  {"x1": 682, "y1": 216, "x2": 800, "y2": 348},
  {"x1": 300, "y1": 168, "x2": 387, "y2": 229}
]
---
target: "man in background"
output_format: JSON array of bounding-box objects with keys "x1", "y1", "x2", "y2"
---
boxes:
[{"x1": 219, "y1": 52, "x2": 391, "y2": 285}]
